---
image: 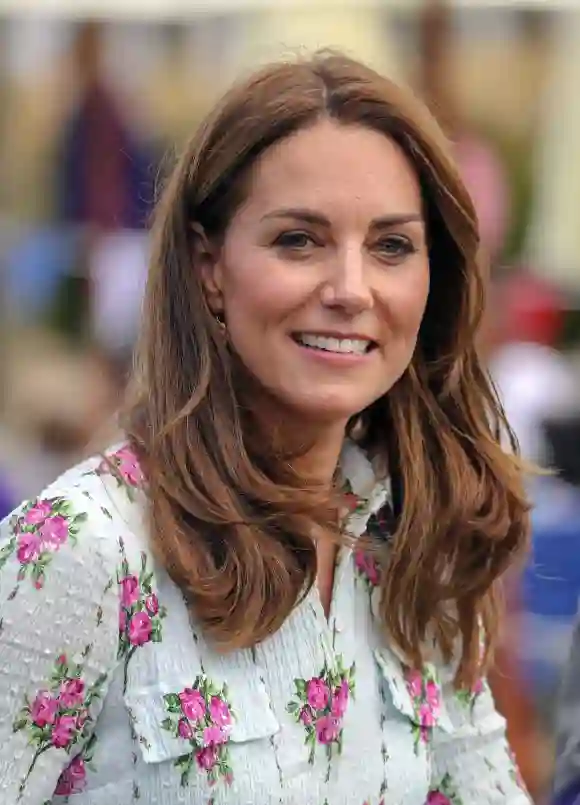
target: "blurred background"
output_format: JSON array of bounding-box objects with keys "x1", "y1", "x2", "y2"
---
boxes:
[{"x1": 1, "y1": 0, "x2": 580, "y2": 799}]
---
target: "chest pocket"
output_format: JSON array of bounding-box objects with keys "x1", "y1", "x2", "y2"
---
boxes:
[
  {"x1": 123, "y1": 661, "x2": 281, "y2": 799},
  {"x1": 118, "y1": 548, "x2": 281, "y2": 795},
  {"x1": 124, "y1": 664, "x2": 279, "y2": 760},
  {"x1": 374, "y1": 647, "x2": 454, "y2": 739}
]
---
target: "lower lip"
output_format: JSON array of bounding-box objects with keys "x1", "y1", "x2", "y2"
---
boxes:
[{"x1": 292, "y1": 340, "x2": 374, "y2": 367}]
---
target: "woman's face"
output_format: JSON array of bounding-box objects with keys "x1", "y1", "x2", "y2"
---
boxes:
[{"x1": 205, "y1": 119, "x2": 430, "y2": 426}]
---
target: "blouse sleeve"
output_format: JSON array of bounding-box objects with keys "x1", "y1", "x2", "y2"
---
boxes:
[
  {"x1": 0, "y1": 486, "x2": 120, "y2": 805},
  {"x1": 429, "y1": 672, "x2": 533, "y2": 804}
]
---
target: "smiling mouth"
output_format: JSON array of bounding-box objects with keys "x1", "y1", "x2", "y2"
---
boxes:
[{"x1": 292, "y1": 333, "x2": 377, "y2": 355}]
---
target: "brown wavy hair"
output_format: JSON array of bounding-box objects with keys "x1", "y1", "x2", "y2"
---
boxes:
[{"x1": 124, "y1": 52, "x2": 530, "y2": 687}]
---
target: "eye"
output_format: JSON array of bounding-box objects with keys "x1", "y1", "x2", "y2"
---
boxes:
[
  {"x1": 272, "y1": 230, "x2": 317, "y2": 251},
  {"x1": 374, "y1": 234, "x2": 417, "y2": 263}
]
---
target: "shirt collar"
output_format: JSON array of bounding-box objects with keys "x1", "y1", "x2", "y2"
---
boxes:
[{"x1": 339, "y1": 439, "x2": 392, "y2": 539}]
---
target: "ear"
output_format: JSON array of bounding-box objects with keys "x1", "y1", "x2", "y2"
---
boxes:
[{"x1": 191, "y1": 222, "x2": 224, "y2": 316}]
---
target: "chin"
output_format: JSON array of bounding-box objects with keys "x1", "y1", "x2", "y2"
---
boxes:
[{"x1": 280, "y1": 392, "x2": 372, "y2": 426}]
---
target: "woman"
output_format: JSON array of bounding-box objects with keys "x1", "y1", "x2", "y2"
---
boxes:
[{"x1": 0, "y1": 53, "x2": 531, "y2": 804}]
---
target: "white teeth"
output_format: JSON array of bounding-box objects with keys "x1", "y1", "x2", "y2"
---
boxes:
[{"x1": 296, "y1": 334, "x2": 371, "y2": 354}]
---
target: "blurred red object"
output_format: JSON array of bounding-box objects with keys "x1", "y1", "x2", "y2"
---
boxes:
[{"x1": 496, "y1": 270, "x2": 566, "y2": 348}]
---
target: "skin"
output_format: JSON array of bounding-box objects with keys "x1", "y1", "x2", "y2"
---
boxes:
[{"x1": 201, "y1": 118, "x2": 430, "y2": 613}]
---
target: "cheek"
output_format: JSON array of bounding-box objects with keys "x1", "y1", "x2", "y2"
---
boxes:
[
  {"x1": 221, "y1": 251, "x2": 315, "y2": 325},
  {"x1": 381, "y1": 268, "x2": 430, "y2": 337}
]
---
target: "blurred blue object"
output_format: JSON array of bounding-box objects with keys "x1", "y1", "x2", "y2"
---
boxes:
[
  {"x1": 4, "y1": 227, "x2": 81, "y2": 317},
  {"x1": 0, "y1": 473, "x2": 15, "y2": 520},
  {"x1": 519, "y1": 477, "x2": 580, "y2": 698}
]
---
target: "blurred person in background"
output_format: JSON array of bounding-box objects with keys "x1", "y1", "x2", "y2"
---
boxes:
[
  {"x1": 486, "y1": 270, "x2": 577, "y2": 466},
  {"x1": 56, "y1": 21, "x2": 154, "y2": 232},
  {"x1": 0, "y1": 53, "x2": 532, "y2": 804},
  {"x1": 418, "y1": 10, "x2": 552, "y2": 791},
  {"x1": 552, "y1": 596, "x2": 580, "y2": 805},
  {"x1": 481, "y1": 272, "x2": 579, "y2": 802}
]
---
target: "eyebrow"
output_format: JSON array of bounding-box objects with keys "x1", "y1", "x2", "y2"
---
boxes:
[{"x1": 261, "y1": 208, "x2": 424, "y2": 228}]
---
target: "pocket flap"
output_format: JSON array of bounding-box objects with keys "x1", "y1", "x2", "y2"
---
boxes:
[
  {"x1": 124, "y1": 668, "x2": 280, "y2": 764},
  {"x1": 374, "y1": 647, "x2": 454, "y2": 734}
]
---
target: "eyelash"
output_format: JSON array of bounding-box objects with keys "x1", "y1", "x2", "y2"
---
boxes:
[
  {"x1": 375, "y1": 235, "x2": 417, "y2": 260},
  {"x1": 273, "y1": 231, "x2": 317, "y2": 250},
  {"x1": 272, "y1": 230, "x2": 419, "y2": 262}
]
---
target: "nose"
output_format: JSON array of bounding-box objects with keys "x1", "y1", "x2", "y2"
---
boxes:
[{"x1": 320, "y1": 245, "x2": 374, "y2": 314}]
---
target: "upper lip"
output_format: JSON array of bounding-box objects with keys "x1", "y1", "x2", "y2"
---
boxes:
[{"x1": 293, "y1": 330, "x2": 378, "y2": 343}]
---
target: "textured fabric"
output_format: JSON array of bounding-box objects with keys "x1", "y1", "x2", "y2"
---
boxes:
[{"x1": 0, "y1": 442, "x2": 531, "y2": 805}]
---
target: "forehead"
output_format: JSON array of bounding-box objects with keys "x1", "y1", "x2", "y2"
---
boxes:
[{"x1": 237, "y1": 118, "x2": 423, "y2": 220}]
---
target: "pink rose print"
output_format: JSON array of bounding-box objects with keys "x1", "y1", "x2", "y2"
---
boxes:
[
  {"x1": 427, "y1": 793, "x2": 452, "y2": 805},
  {"x1": 196, "y1": 745, "x2": 218, "y2": 772},
  {"x1": 31, "y1": 691, "x2": 58, "y2": 727},
  {"x1": 23, "y1": 500, "x2": 53, "y2": 526},
  {"x1": 54, "y1": 755, "x2": 87, "y2": 796},
  {"x1": 354, "y1": 549, "x2": 381, "y2": 588},
  {"x1": 120, "y1": 575, "x2": 140, "y2": 607},
  {"x1": 209, "y1": 696, "x2": 231, "y2": 728},
  {"x1": 287, "y1": 656, "x2": 355, "y2": 778},
  {"x1": 117, "y1": 539, "x2": 166, "y2": 693},
  {"x1": 40, "y1": 515, "x2": 69, "y2": 548},
  {"x1": 344, "y1": 492, "x2": 361, "y2": 513},
  {"x1": 6, "y1": 497, "x2": 87, "y2": 594},
  {"x1": 404, "y1": 665, "x2": 442, "y2": 753},
  {"x1": 162, "y1": 675, "x2": 235, "y2": 787},
  {"x1": 203, "y1": 724, "x2": 228, "y2": 746},
  {"x1": 426, "y1": 773, "x2": 462, "y2": 805},
  {"x1": 419, "y1": 703, "x2": 436, "y2": 735},
  {"x1": 145, "y1": 593, "x2": 159, "y2": 615},
  {"x1": 315, "y1": 714, "x2": 342, "y2": 744},
  {"x1": 52, "y1": 714, "x2": 77, "y2": 748},
  {"x1": 17, "y1": 532, "x2": 42, "y2": 564},
  {"x1": 117, "y1": 446, "x2": 145, "y2": 487},
  {"x1": 128, "y1": 611, "x2": 152, "y2": 645},
  {"x1": 425, "y1": 680, "x2": 441, "y2": 715},
  {"x1": 307, "y1": 678, "x2": 330, "y2": 710},
  {"x1": 94, "y1": 445, "x2": 145, "y2": 498},
  {"x1": 76, "y1": 708, "x2": 89, "y2": 731},
  {"x1": 178, "y1": 718, "x2": 193, "y2": 740},
  {"x1": 13, "y1": 655, "x2": 106, "y2": 795},
  {"x1": 472, "y1": 677, "x2": 484, "y2": 695},
  {"x1": 331, "y1": 680, "x2": 349, "y2": 717},
  {"x1": 341, "y1": 478, "x2": 368, "y2": 516},
  {"x1": 180, "y1": 688, "x2": 206, "y2": 722},
  {"x1": 59, "y1": 679, "x2": 85, "y2": 709},
  {"x1": 405, "y1": 669, "x2": 423, "y2": 699}
]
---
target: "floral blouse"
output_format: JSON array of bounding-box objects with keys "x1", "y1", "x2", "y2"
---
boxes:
[{"x1": 0, "y1": 441, "x2": 530, "y2": 805}]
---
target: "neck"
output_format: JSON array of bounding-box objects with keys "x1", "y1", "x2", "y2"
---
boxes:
[
  {"x1": 238, "y1": 374, "x2": 350, "y2": 485},
  {"x1": 251, "y1": 404, "x2": 348, "y2": 486},
  {"x1": 288, "y1": 422, "x2": 347, "y2": 486}
]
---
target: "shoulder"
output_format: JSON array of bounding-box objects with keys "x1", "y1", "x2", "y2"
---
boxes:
[
  {"x1": 0, "y1": 446, "x2": 152, "y2": 803},
  {"x1": 0, "y1": 442, "x2": 150, "y2": 601}
]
